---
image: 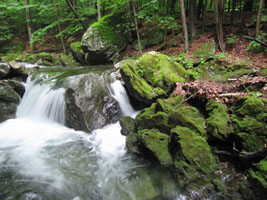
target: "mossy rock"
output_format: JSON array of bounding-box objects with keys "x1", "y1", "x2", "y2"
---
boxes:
[
  {"x1": 249, "y1": 158, "x2": 267, "y2": 199},
  {"x1": 70, "y1": 42, "x2": 86, "y2": 65},
  {"x1": 23, "y1": 53, "x2": 38, "y2": 63},
  {"x1": 168, "y1": 103, "x2": 206, "y2": 137},
  {"x1": 193, "y1": 41, "x2": 216, "y2": 61},
  {"x1": 120, "y1": 63, "x2": 166, "y2": 104},
  {"x1": 138, "y1": 128, "x2": 172, "y2": 165},
  {"x1": 59, "y1": 53, "x2": 79, "y2": 67},
  {"x1": 170, "y1": 126, "x2": 217, "y2": 186},
  {"x1": 206, "y1": 100, "x2": 230, "y2": 141},
  {"x1": 136, "y1": 103, "x2": 171, "y2": 134},
  {"x1": 232, "y1": 97, "x2": 266, "y2": 151},
  {"x1": 120, "y1": 116, "x2": 136, "y2": 136},
  {"x1": 37, "y1": 52, "x2": 53, "y2": 62},
  {"x1": 81, "y1": 14, "x2": 127, "y2": 64}
]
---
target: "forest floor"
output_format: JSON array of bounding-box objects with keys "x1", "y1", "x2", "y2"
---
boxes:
[{"x1": 122, "y1": 31, "x2": 267, "y2": 69}]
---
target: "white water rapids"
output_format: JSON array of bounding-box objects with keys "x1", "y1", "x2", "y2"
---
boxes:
[{"x1": 0, "y1": 70, "x2": 183, "y2": 200}]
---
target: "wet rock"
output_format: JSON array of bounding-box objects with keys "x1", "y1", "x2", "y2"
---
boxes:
[
  {"x1": 70, "y1": 42, "x2": 86, "y2": 65},
  {"x1": 8, "y1": 61, "x2": 25, "y2": 75},
  {"x1": 81, "y1": 14, "x2": 127, "y2": 65},
  {"x1": 0, "y1": 81, "x2": 22, "y2": 122},
  {"x1": 119, "y1": 116, "x2": 136, "y2": 136},
  {"x1": 0, "y1": 62, "x2": 10, "y2": 79},
  {"x1": 63, "y1": 73, "x2": 121, "y2": 133}
]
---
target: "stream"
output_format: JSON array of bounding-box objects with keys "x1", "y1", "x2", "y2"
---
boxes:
[{"x1": 0, "y1": 66, "x2": 185, "y2": 200}]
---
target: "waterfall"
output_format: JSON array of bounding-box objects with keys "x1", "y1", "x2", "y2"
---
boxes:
[{"x1": 0, "y1": 68, "x2": 181, "y2": 200}]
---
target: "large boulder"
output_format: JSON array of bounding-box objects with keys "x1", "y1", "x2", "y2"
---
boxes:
[
  {"x1": 81, "y1": 14, "x2": 127, "y2": 65},
  {"x1": 0, "y1": 81, "x2": 22, "y2": 122},
  {"x1": 120, "y1": 53, "x2": 189, "y2": 104},
  {"x1": 70, "y1": 42, "x2": 86, "y2": 65},
  {"x1": 8, "y1": 61, "x2": 25, "y2": 75},
  {"x1": 63, "y1": 72, "x2": 121, "y2": 133},
  {"x1": 193, "y1": 41, "x2": 216, "y2": 61},
  {"x1": 231, "y1": 97, "x2": 266, "y2": 152}
]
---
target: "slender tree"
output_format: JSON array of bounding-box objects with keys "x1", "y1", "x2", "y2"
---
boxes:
[
  {"x1": 215, "y1": 0, "x2": 225, "y2": 52},
  {"x1": 97, "y1": 0, "x2": 101, "y2": 21},
  {"x1": 25, "y1": 0, "x2": 34, "y2": 53},
  {"x1": 53, "y1": 0, "x2": 66, "y2": 54},
  {"x1": 180, "y1": 0, "x2": 189, "y2": 52},
  {"x1": 189, "y1": 0, "x2": 196, "y2": 38},
  {"x1": 256, "y1": 0, "x2": 264, "y2": 37},
  {"x1": 132, "y1": 1, "x2": 142, "y2": 53}
]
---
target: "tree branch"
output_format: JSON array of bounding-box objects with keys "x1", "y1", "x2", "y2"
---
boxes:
[{"x1": 244, "y1": 35, "x2": 267, "y2": 48}]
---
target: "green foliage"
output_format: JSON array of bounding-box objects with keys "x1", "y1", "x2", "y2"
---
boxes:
[
  {"x1": 226, "y1": 35, "x2": 238, "y2": 45},
  {"x1": 246, "y1": 33, "x2": 267, "y2": 52}
]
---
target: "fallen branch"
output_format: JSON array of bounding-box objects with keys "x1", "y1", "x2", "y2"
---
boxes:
[{"x1": 244, "y1": 35, "x2": 267, "y2": 48}]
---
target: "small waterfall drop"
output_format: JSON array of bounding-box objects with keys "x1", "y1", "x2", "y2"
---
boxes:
[{"x1": 17, "y1": 78, "x2": 66, "y2": 124}]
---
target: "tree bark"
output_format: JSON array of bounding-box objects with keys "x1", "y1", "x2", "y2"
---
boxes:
[
  {"x1": 65, "y1": 0, "x2": 87, "y2": 30},
  {"x1": 25, "y1": 0, "x2": 34, "y2": 53},
  {"x1": 189, "y1": 0, "x2": 196, "y2": 38},
  {"x1": 256, "y1": 0, "x2": 264, "y2": 37},
  {"x1": 231, "y1": 0, "x2": 237, "y2": 22},
  {"x1": 132, "y1": 1, "x2": 142, "y2": 53},
  {"x1": 215, "y1": 0, "x2": 225, "y2": 52},
  {"x1": 53, "y1": 0, "x2": 66, "y2": 54},
  {"x1": 180, "y1": 0, "x2": 189, "y2": 52},
  {"x1": 97, "y1": 0, "x2": 101, "y2": 21},
  {"x1": 202, "y1": 0, "x2": 208, "y2": 31}
]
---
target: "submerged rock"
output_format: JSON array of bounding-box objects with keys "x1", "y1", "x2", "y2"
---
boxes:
[
  {"x1": 81, "y1": 14, "x2": 127, "y2": 65},
  {"x1": 63, "y1": 72, "x2": 121, "y2": 132}
]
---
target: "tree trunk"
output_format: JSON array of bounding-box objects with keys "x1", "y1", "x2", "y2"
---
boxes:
[
  {"x1": 97, "y1": 0, "x2": 101, "y2": 21},
  {"x1": 53, "y1": 0, "x2": 66, "y2": 54},
  {"x1": 180, "y1": 0, "x2": 189, "y2": 52},
  {"x1": 197, "y1": 0, "x2": 203, "y2": 20},
  {"x1": 244, "y1": 0, "x2": 253, "y2": 11},
  {"x1": 132, "y1": 2, "x2": 142, "y2": 53},
  {"x1": 202, "y1": 0, "x2": 208, "y2": 31},
  {"x1": 189, "y1": 0, "x2": 196, "y2": 38},
  {"x1": 65, "y1": 0, "x2": 87, "y2": 30},
  {"x1": 215, "y1": 0, "x2": 225, "y2": 52},
  {"x1": 256, "y1": 0, "x2": 264, "y2": 37},
  {"x1": 231, "y1": 0, "x2": 237, "y2": 22},
  {"x1": 209, "y1": 0, "x2": 214, "y2": 9},
  {"x1": 25, "y1": 0, "x2": 34, "y2": 53}
]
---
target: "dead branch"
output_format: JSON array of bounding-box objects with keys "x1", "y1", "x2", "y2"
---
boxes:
[{"x1": 244, "y1": 35, "x2": 267, "y2": 48}]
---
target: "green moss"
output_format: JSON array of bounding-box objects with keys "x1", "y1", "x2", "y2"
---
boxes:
[
  {"x1": 138, "y1": 129, "x2": 172, "y2": 165},
  {"x1": 90, "y1": 14, "x2": 121, "y2": 46},
  {"x1": 37, "y1": 52, "x2": 52, "y2": 61},
  {"x1": 212, "y1": 178, "x2": 224, "y2": 192},
  {"x1": 249, "y1": 158, "x2": 267, "y2": 189},
  {"x1": 171, "y1": 126, "x2": 217, "y2": 185},
  {"x1": 238, "y1": 132, "x2": 263, "y2": 152},
  {"x1": 169, "y1": 104, "x2": 206, "y2": 137},
  {"x1": 155, "y1": 96, "x2": 183, "y2": 113},
  {"x1": 2, "y1": 53, "x2": 20, "y2": 62},
  {"x1": 206, "y1": 100, "x2": 230, "y2": 141},
  {"x1": 126, "y1": 132, "x2": 139, "y2": 153},
  {"x1": 70, "y1": 42, "x2": 83, "y2": 54},
  {"x1": 23, "y1": 53, "x2": 38, "y2": 63},
  {"x1": 193, "y1": 42, "x2": 215, "y2": 60}
]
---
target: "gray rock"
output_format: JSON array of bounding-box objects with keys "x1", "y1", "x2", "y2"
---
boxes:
[
  {"x1": 0, "y1": 63, "x2": 10, "y2": 79},
  {"x1": 81, "y1": 23, "x2": 127, "y2": 65},
  {"x1": 119, "y1": 116, "x2": 136, "y2": 136},
  {"x1": 8, "y1": 61, "x2": 25, "y2": 75},
  {"x1": 63, "y1": 73, "x2": 121, "y2": 133}
]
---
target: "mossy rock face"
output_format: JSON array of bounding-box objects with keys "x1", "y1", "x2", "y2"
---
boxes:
[
  {"x1": 120, "y1": 63, "x2": 166, "y2": 104},
  {"x1": 232, "y1": 97, "x2": 266, "y2": 152},
  {"x1": 37, "y1": 52, "x2": 53, "y2": 62},
  {"x1": 81, "y1": 14, "x2": 127, "y2": 65},
  {"x1": 206, "y1": 100, "x2": 230, "y2": 141},
  {"x1": 70, "y1": 42, "x2": 86, "y2": 65},
  {"x1": 193, "y1": 41, "x2": 216, "y2": 61},
  {"x1": 138, "y1": 129, "x2": 172, "y2": 165},
  {"x1": 249, "y1": 158, "x2": 267, "y2": 199},
  {"x1": 120, "y1": 53, "x2": 188, "y2": 104},
  {"x1": 192, "y1": 60, "x2": 256, "y2": 81},
  {"x1": 59, "y1": 53, "x2": 79, "y2": 67},
  {"x1": 170, "y1": 126, "x2": 217, "y2": 186},
  {"x1": 132, "y1": 29, "x2": 164, "y2": 51},
  {"x1": 23, "y1": 53, "x2": 38, "y2": 64},
  {"x1": 120, "y1": 116, "x2": 136, "y2": 136}
]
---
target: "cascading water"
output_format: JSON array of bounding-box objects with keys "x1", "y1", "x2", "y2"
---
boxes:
[{"x1": 0, "y1": 67, "x2": 183, "y2": 200}]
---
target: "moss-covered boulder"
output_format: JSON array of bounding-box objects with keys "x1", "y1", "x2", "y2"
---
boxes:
[
  {"x1": 232, "y1": 97, "x2": 266, "y2": 152},
  {"x1": 70, "y1": 42, "x2": 86, "y2": 65},
  {"x1": 192, "y1": 60, "x2": 256, "y2": 81},
  {"x1": 206, "y1": 100, "x2": 230, "y2": 141},
  {"x1": 132, "y1": 29, "x2": 164, "y2": 51},
  {"x1": 120, "y1": 53, "x2": 188, "y2": 104},
  {"x1": 0, "y1": 63, "x2": 10, "y2": 79},
  {"x1": 81, "y1": 14, "x2": 127, "y2": 65},
  {"x1": 120, "y1": 116, "x2": 136, "y2": 136},
  {"x1": 193, "y1": 41, "x2": 216, "y2": 61},
  {"x1": 249, "y1": 158, "x2": 267, "y2": 199},
  {"x1": 170, "y1": 126, "x2": 218, "y2": 186},
  {"x1": 138, "y1": 129, "x2": 172, "y2": 165}
]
